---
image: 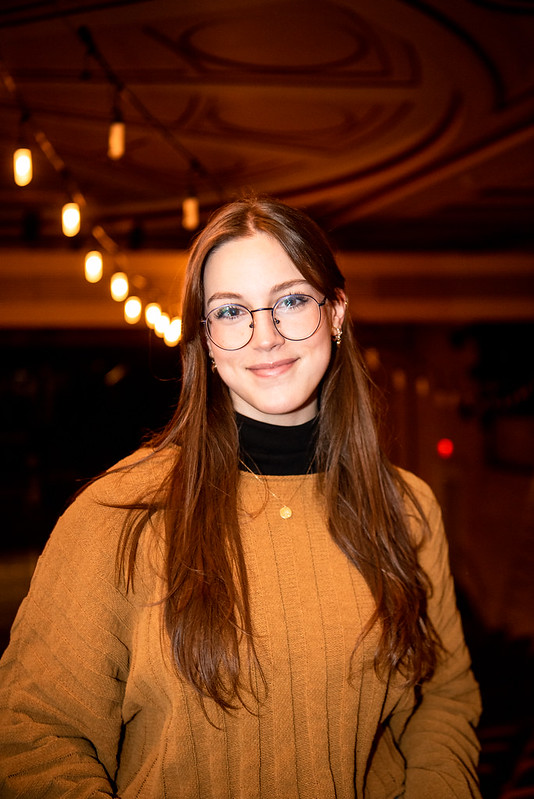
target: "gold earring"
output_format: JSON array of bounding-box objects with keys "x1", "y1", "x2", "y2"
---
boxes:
[
  {"x1": 209, "y1": 354, "x2": 217, "y2": 372},
  {"x1": 332, "y1": 327, "x2": 342, "y2": 347}
]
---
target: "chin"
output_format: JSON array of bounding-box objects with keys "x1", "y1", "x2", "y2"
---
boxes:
[{"x1": 251, "y1": 402, "x2": 317, "y2": 426}]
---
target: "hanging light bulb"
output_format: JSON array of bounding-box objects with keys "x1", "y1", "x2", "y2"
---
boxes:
[
  {"x1": 182, "y1": 195, "x2": 199, "y2": 230},
  {"x1": 84, "y1": 250, "x2": 103, "y2": 283},
  {"x1": 110, "y1": 271, "x2": 129, "y2": 301},
  {"x1": 124, "y1": 296, "x2": 142, "y2": 324},
  {"x1": 145, "y1": 302, "x2": 161, "y2": 329},
  {"x1": 13, "y1": 148, "x2": 33, "y2": 186},
  {"x1": 164, "y1": 316, "x2": 182, "y2": 346},
  {"x1": 62, "y1": 202, "x2": 81, "y2": 236},
  {"x1": 154, "y1": 312, "x2": 170, "y2": 338},
  {"x1": 108, "y1": 105, "x2": 125, "y2": 160}
]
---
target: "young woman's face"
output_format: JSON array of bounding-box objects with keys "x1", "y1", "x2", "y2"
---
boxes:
[{"x1": 203, "y1": 231, "x2": 345, "y2": 426}]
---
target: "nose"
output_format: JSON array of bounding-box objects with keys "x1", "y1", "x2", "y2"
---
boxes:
[{"x1": 250, "y1": 308, "x2": 284, "y2": 349}]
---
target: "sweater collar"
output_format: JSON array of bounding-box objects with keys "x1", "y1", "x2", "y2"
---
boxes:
[{"x1": 236, "y1": 412, "x2": 318, "y2": 476}]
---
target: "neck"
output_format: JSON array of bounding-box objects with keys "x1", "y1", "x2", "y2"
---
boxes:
[{"x1": 236, "y1": 412, "x2": 318, "y2": 476}]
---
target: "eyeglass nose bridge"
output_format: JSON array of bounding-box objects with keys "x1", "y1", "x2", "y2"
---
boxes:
[{"x1": 247, "y1": 304, "x2": 282, "y2": 334}]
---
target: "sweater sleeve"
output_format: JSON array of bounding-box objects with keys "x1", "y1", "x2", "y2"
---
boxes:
[
  {"x1": 390, "y1": 475, "x2": 482, "y2": 799},
  {"x1": 0, "y1": 467, "x2": 145, "y2": 798}
]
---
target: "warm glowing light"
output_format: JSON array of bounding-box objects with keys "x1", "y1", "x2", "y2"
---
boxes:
[
  {"x1": 164, "y1": 317, "x2": 182, "y2": 346},
  {"x1": 84, "y1": 251, "x2": 103, "y2": 283},
  {"x1": 154, "y1": 312, "x2": 170, "y2": 337},
  {"x1": 415, "y1": 376, "x2": 430, "y2": 397},
  {"x1": 110, "y1": 271, "x2": 129, "y2": 301},
  {"x1": 145, "y1": 302, "x2": 162, "y2": 329},
  {"x1": 62, "y1": 202, "x2": 81, "y2": 237},
  {"x1": 182, "y1": 195, "x2": 199, "y2": 230},
  {"x1": 108, "y1": 120, "x2": 125, "y2": 160},
  {"x1": 124, "y1": 296, "x2": 142, "y2": 324},
  {"x1": 391, "y1": 368, "x2": 407, "y2": 391},
  {"x1": 13, "y1": 148, "x2": 32, "y2": 186},
  {"x1": 437, "y1": 438, "x2": 454, "y2": 459},
  {"x1": 364, "y1": 347, "x2": 380, "y2": 372}
]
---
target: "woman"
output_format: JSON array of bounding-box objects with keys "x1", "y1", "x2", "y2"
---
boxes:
[{"x1": 0, "y1": 196, "x2": 481, "y2": 798}]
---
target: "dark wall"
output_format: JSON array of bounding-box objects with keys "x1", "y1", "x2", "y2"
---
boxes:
[{"x1": 1, "y1": 328, "x2": 181, "y2": 552}]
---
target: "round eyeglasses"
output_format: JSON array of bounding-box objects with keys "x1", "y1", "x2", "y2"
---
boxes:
[{"x1": 202, "y1": 293, "x2": 327, "y2": 351}]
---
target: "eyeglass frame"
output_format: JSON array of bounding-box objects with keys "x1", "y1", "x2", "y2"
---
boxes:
[{"x1": 201, "y1": 293, "x2": 328, "y2": 351}]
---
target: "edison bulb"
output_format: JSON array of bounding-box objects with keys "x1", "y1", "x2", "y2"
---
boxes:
[
  {"x1": 110, "y1": 272, "x2": 129, "y2": 302},
  {"x1": 145, "y1": 302, "x2": 162, "y2": 329},
  {"x1": 14, "y1": 148, "x2": 32, "y2": 186},
  {"x1": 154, "y1": 312, "x2": 170, "y2": 337},
  {"x1": 124, "y1": 296, "x2": 142, "y2": 324},
  {"x1": 62, "y1": 202, "x2": 81, "y2": 237},
  {"x1": 164, "y1": 317, "x2": 182, "y2": 346},
  {"x1": 84, "y1": 251, "x2": 103, "y2": 283}
]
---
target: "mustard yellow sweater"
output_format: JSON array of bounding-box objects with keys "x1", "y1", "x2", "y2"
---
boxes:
[{"x1": 0, "y1": 450, "x2": 481, "y2": 798}]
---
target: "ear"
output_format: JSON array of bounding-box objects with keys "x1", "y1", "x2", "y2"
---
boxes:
[{"x1": 330, "y1": 289, "x2": 347, "y2": 331}]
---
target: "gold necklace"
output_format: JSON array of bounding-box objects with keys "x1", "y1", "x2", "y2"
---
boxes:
[{"x1": 239, "y1": 460, "x2": 311, "y2": 519}]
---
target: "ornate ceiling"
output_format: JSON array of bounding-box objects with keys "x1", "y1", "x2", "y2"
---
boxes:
[
  {"x1": 1, "y1": 0, "x2": 533, "y2": 249},
  {"x1": 0, "y1": 0, "x2": 533, "y2": 326}
]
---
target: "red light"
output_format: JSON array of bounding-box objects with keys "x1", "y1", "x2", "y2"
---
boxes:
[{"x1": 437, "y1": 438, "x2": 454, "y2": 459}]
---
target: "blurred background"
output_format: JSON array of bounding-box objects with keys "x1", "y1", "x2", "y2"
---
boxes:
[{"x1": 1, "y1": 2, "x2": 533, "y2": 796}]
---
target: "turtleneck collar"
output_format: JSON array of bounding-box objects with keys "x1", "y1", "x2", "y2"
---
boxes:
[{"x1": 236, "y1": 412, "x2": 318, "y2": 476}]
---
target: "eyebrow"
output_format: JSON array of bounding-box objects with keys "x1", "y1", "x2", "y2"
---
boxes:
[{"x1": 206, "y1": 279, "x2": 310, "y2": 307}]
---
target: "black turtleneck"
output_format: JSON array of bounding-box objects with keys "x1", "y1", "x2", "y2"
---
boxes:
[{"x1": 236, "y1": 412, "x2": 318, "y2": 476}]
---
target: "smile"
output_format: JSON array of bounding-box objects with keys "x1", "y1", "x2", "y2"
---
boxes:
[{"x1": 247, "y1": 358, "x2": 297, "y2": 378}]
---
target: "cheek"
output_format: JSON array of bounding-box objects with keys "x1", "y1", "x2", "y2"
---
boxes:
[
  {"x1": 302, "y1": 331, "x2": 333, "y2": 382},
  {"x1": 315, "y1": 341, "x2": 334, "y2": 380},
  {"x1": 315, "y1": 321, "x2": 335, "y2": 357},
  {"x1": 211, "y1": 350, "x2": 239, "y2": 380}
]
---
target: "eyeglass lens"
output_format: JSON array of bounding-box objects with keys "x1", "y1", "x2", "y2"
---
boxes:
[{"x1": 206, "y1": 293, "x2": 323, "y2": 350}]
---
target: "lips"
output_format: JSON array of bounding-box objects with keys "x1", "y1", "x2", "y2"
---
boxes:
[{"x1": 247, "y1": 358, "x2": 297, "y2": 378}]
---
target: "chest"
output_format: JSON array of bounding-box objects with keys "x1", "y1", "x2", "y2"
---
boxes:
[{"x1": 238, "y1": 476, "x2": 379, "y2": 682}]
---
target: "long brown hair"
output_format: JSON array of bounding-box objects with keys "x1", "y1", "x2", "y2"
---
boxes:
[{"x1": 118, "y1": 195, "x2": 441, "y2": 710}]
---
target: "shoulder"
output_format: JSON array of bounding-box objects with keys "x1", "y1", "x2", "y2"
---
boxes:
[
  {"x1": 84, "y1": 445, "x2": 177, "y2": 506},
  {"x1": 39, "y1": 446, "x2": 176, "y2": 566},
  {"x1": 396, "y1": 467, "x2": 438, "y2": 510},
  {"x1": 394, "y1": 466, "x2": 444, "y2": 548}
]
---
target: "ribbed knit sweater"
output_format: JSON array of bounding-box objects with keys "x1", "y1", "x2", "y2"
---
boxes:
[{"x1": 0, "y1": 448, "x2": 481, "y2": 798}]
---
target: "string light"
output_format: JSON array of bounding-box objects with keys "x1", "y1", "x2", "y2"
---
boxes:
[
  {"x1": 13, "y1": 148, "x2": 32, "y2": 186},
  {"x1": 4, "y1": 43, "x2": 219, "y2": 335},
  {"x1": 84, "y1": 250, "x2": 103, "y2": 283},
  {"x1": 82, "y1": 257, "x2": 181, "y2": 342},
  {"x1": 182, "y1": 195, "x2": 199, "y2": 230},
  {"x1": 5, "y1": 37, "x2": 217, "y2": 336},
  {"x1": 61, "y1": 202, "x2": 80, "y2": 236},
  {"x1": 110, "y1": 271, "x2": 129, "y2": 301},
  {"x1": 164, "y1": 317, "x2": 182, "y2": 346},
  {"x1": 124, "y1": 296, "x2": 142, "y2": 324}
]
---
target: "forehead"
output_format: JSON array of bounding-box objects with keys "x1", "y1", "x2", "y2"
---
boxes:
[{"x1": 203, "y1": 232, "x2": 306, "y2": 302}]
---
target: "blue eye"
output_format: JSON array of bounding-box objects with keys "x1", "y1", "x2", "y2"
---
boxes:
[
  {"x1": 212, "y1": 304, "x2": 248, "y2": 322},
  {"x1": 276, "y1": 294, "x2": 310, "y2": 313}
]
